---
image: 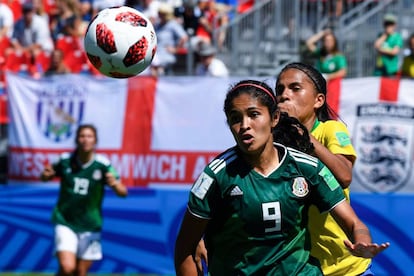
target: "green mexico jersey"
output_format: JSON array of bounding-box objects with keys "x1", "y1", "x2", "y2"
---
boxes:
[
  {"x1": 188, "y1": 144, "x2": 345, "y2": 275},
  {"x1": 51, "y1": 152, "x2": 119, "y2": 232},
  {"x1": 316, "y1": 53, "x2": 347, "y2": 74}
]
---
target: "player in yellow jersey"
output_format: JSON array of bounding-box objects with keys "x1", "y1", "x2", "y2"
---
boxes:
[{"x1": 275, "y1": 62, "x2": 372, "y2": 276}]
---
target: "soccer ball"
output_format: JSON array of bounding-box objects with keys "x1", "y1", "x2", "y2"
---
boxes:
[{"x1": 84, "y1": 6, "x2": 157, "y2": 78}]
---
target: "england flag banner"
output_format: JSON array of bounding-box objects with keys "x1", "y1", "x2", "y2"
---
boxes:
[{"x1": 6, "y1": 73, "x2": 414, "y2": 193}]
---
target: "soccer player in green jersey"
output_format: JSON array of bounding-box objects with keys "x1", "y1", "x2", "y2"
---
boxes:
[
  {"x1": 174, "y1": 80, "x2": 389, "y2": 275},
  {"x1": 41, "y1": 124, "x2": 128, "y2": 276}
]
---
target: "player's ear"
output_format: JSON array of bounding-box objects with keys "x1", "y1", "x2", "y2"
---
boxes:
[
  {"x1": 272, "y1": 110, "x2": 280, "y2": 128},
  {"x1": 314, "y1": 93, "x2": 325, "y2": 109}
]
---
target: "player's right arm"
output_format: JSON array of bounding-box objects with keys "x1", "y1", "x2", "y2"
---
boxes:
[
  {"x1": 40, "y1": 164, "x2": 56, "y2": 181},
  {"x1": 175, "y1": 209, "x2": 209, "y2": 276}
]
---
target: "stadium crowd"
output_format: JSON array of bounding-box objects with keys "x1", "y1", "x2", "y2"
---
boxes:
[
  {"x1": 0, "y1": 0, "x2": 401, "y2": 83},
  {"x1": 0, "y1": 0, "x2": 245, "y2": 84}
]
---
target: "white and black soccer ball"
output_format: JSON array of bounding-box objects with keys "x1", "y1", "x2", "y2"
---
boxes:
[{"x1": 84, "y1": 6, "x2": 157, "y2": 78}]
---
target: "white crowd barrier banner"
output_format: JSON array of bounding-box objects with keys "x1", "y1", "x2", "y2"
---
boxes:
[{"x1": 6, "y1": 73, "x2": 414, "y2": 193}]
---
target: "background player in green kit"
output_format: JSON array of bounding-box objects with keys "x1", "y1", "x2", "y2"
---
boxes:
[
  {"x1": 40, "y1": 124, "x2": 128, "y2": 276},
  {"x1": 174, "y1": 80, "x2": 389, "y2": 275}
]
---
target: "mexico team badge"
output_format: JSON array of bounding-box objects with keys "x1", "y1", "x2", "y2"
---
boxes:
[
  {"x1": 292, "y1": 177, "x2": 309, "y2": 197},
  {"x1": 353, "y1": 103, "x2": 413, "y2": 192}
]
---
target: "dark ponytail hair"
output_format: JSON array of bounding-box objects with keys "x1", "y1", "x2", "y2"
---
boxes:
[{"x1": 273, "y1": 112, "x2": 314, "y2": 154}]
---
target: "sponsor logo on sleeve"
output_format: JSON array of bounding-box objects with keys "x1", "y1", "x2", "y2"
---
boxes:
[
  {"x1": 191, "y1": 172, "x2": 213, "y2": 200},
  {"x1": 319, "y1": 166, "x2": 340, "y2": 191}
]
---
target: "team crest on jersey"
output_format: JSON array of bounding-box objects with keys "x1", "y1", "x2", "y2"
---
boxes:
[
  {"x1": 36, "y1": 81, "x2": 86, "y2": 142},
  {"x1": 93, "y1": 169, "x2": 102, "y2": 180},
  {"x1": 353, "y1": 103, "x2": 413, "y2": 192},
  {"x1": 292, "y1": 177, "x2": 309, "y2": 197}
]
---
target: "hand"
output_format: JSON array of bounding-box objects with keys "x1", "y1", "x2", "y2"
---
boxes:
[
  {"x1": 41, "y1": 164, "x2": 56, "y2": 181},
  {"x1": 194, "y1": 239, "x2": 208, "y2": 274},
  {"x1": 105, "y1": 172, "x2": 118, "y2": 187},
  {"x1": 344, "y1": 240, "x2": 390, "y2": 258},
  {"x1": 277, "y1": 103, "x2": 300, "y2": 118}
]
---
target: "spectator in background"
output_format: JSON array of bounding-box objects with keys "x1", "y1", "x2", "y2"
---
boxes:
[
  {"x1": 373, "y1": 14, "x2": 403, "y2": 77},
  {"x1": 9, "y1": 2, "x2": 54, "y2": 55},
  {"x1": 178, "y1": 0, "x2": 229, "y2": 51},
  {"x1": 78, "y1": 0, "x2": 94, "y2": 31},
  {"x1": 127, "y1": 0, "x2": 161, "y2": 25},
  {"x1": 305, "y1": 28, "x2": 347, "y2": 81},
  {"x1": 195, "y1": 0, "x2": 215, "y2": 44},
  {"x1": 400, "y1": 33, "x2": 414, "y2": 78},
  {"x1": 151, "y1": 2, "x2": 188, "y2": 76},
  {"x1": 33, "y1": 0, "x2": 49, "y2": 25},
  {"x1": 44, "y1": 48, "x2": 71, "y2": 76},
  {"x1": 0, "y1": 2, "x2": 14, "y2": 40},
  {"x1": 196, "y1": 0, "x2": 228, "y2": 49},
  {"x1": 212, "y1": 2, "x2": 229, "y2": 50},
  {"x1": 92, "y1": 0, "x2": 125, "y2": 17},
  {"x1": 50, "y1": 0, "x2": 83, "y2": 41},
  {"x1": 0, "y1": 2, "x2": 14, "y2": 62},
  {"x1": 6, "y1": 1, "x2": 54, "y2": 76},
  {"x1": 194, "y1": 41, "x2": 228, "y2": 76},
  {"x1": 175, "y1": 0, "x2": 202, "y2": 49}
]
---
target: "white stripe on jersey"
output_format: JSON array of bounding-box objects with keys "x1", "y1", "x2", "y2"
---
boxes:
[
  {"x1": 287, "y1": 147, "x2": 319, "y2": 167},
  {"x1": 59, "y1": 152, "x2": 71, "y2": 161},
  {"x1": 209, "y1": 149, "x2": 237, "y2": 174},
  {"x1": 187, "y1": 205, "x2": 211, "y2": 220},
  {"x1": 95, "y1": 154, "x2": 111, "y2": 166}
]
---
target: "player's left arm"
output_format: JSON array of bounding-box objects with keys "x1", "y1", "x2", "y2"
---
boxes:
[
  {"x1": 105, "y1": 166, "x2": 128, "y2": 197},
  {"x1": 330, "y1": 200, "x2": 390, "y2": 258}
]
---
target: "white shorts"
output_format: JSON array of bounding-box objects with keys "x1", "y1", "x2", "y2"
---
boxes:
[{"x1": 54, "y1": 224, "x2": 102, "y2": 260}]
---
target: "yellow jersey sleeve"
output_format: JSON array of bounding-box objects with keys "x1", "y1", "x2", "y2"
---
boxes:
[{"x1": 311, "y1": 120, "x2": 357, "y2": 163}]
